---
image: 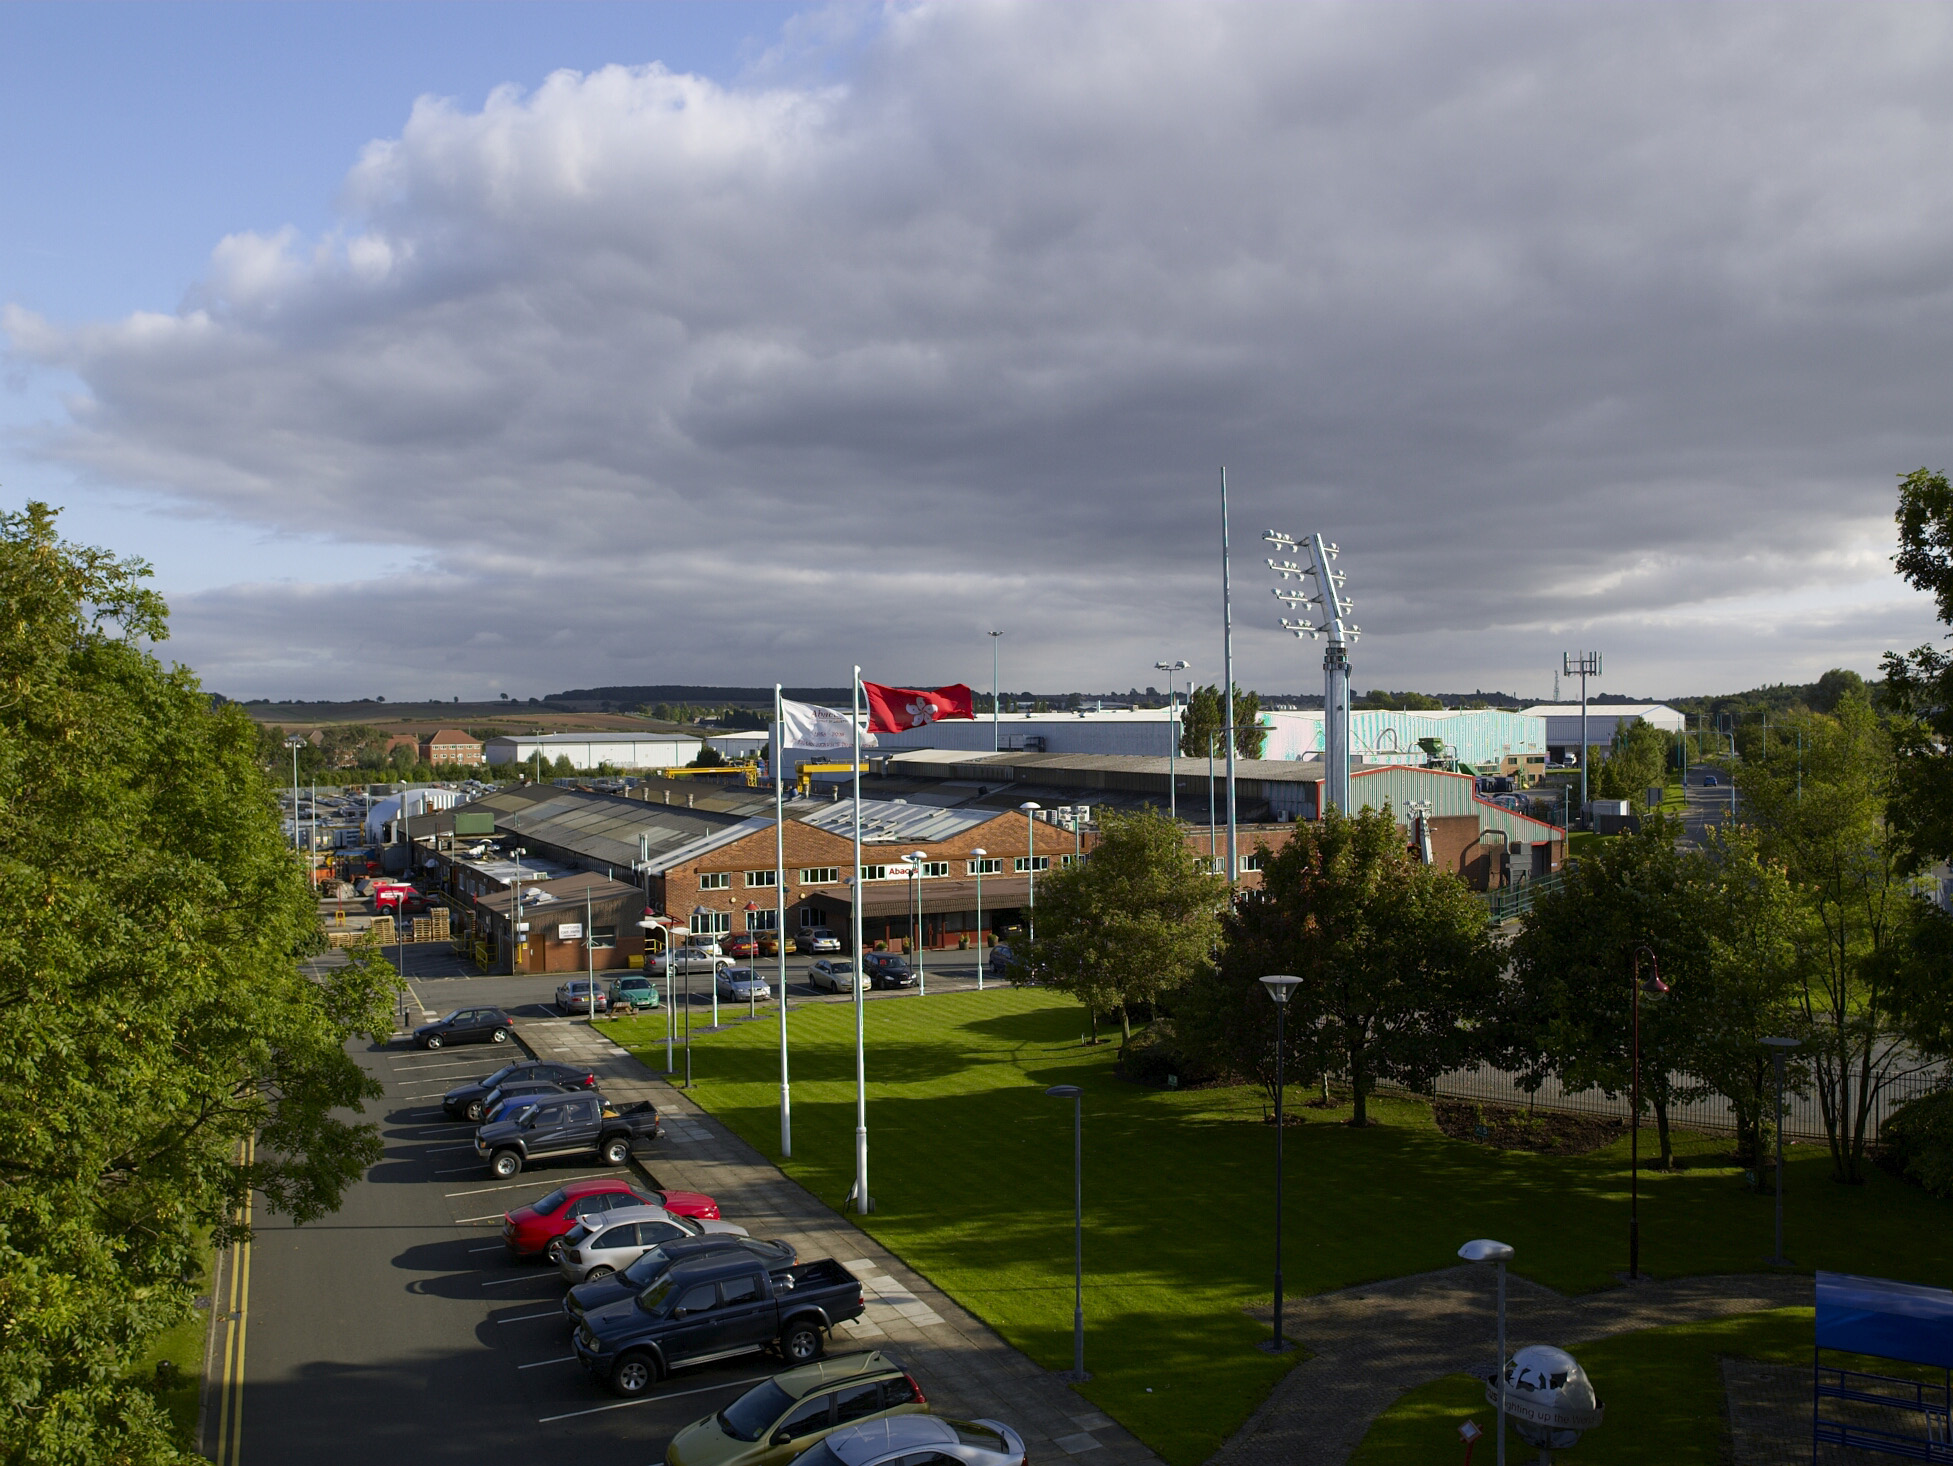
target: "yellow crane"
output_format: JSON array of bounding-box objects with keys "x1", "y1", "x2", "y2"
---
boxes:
[{"x1": 795, "y1": 763, "x2": 868, "y2": 797}]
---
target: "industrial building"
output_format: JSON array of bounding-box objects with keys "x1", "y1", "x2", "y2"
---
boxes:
[
  {"x1": 1520, "y1": 704, "x2": 1686, "y2": 764},
  {"x1": 483, "y1": 732, "x2": 703, "y2": 770}
]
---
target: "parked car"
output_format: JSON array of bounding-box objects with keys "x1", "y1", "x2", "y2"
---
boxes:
[
  {"x1": 722, "y1": 932, "x2": 780, "y2": 959},
  {"x1": 608, "y1": 975, "x2": 662, "y2": 1011},
  {"x1": 795, "y1": 1415, "x2": 1027, "y2": 1466},
  {"x1": 796, "y1": 928, "x2": 843, "y2": 954},
  {"x1": 475, "y1": 1092, "x2": 664, "y2": 1179},
  {"x1": 860, "y1": 955, "x2": 914, "y2": 990},
  {"x1": 564, "y1": 1235, "x2": 795, "y2": 1327},
  {"x1": 443, "y1": 1061, "x2": 598, "y2": 1121},
  {"x1": 413, "y1": 1007, "x2": 516, "y2": 1050},
  {"x1": 573, "y1": 1254, "x2": 867, "y2": 1395},
  {"x1": 478, "y1": 1078, "x2": 580, "y2": 1124},
  {"x1": 986, "y1": 944, "x2": 1013, "y2": 980},
  {"x1": 649, "y1": 945, "x2": 732, "y2": 977},
  {"x1": 504, "y1": 1177, "x2": 723, "y2": 1262},
  {"x1": 716, "y1": 967, "x2": 772, "y2": 1003},
  {"x1": 556, "y1": 1203, "x2": 749, "y2": 1283},
  {"x1": 665, "y1": 1352, "x2": 928, "y2": 1466},
  {"x1": 808, "y1": 960, "x2": 863, "y2": 995},
  {"x1": 555, "y1": 979, "x2": 611, "y2": 1015}
]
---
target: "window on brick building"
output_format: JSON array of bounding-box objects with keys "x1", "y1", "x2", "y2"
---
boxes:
[
  {"x1": 859, "y1": 864, "x2": 889, "y2": 881},
  {"x1": 1013, "y1": 856, "x2": 1050, "y2": 873},
  {"x1": 920, "y1": 861, "x2": 949, "y2": 877},
  {"x1": 692, "y1": 911, "x2": 731, "y2": 935},
  {"x1": 745, "y1": 870, "x2": 777, "y2": 887},
  {"x1": 967, "y1": 857, "x2": 1002, "y2": 876},
  {"x1": 746, "y1": 909, "x2": 778, "y2": 931},
  {"x1": 698, "y1": 872, "x2": 730, "y2": 891},
  {"x1": 800, "y1": 866, "x2": 839, "y2": 885},
  {"x1": 589, "y1": 925, "x2": 616, "y2": 949}
]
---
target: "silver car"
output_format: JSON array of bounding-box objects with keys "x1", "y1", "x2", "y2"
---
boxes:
[
  {"x1": 650, "y1": 944, "x2": 731, "y2": 977},
  {"x1": 808, "y1": 960, "x2": 864, "y2": 994},
  {"x1": 797, "y1": 1415, "x2": 1027, "y2": 1466},
  {"x1": 716, "y1": 967, "x2": 772, "y2": 1002},
  {"x1": 555, "y1": 1204, "x2": 749, "y2": 1283},
  {"x1": 796, "y1": 928, "x2": 843, "y2": 954},
  {"x1": 554, "y1": 979, "x2": 609, "y2": 1014}
]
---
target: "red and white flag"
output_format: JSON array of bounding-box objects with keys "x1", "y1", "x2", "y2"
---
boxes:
[{"x1": 862, "y1": 681, "x2": 977, "y2": 734}]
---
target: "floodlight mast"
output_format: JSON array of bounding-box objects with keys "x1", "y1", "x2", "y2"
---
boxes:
[{"x1": 1266, "y1": 530, "x2": 1359, "y2": 817}]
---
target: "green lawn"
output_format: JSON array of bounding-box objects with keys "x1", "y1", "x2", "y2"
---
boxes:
[
  {"x1": 608, "y1": 991, "x2": 1952, "y2": 1466},
  {"x1": 1351, "y1": 1309, "x2": 1813, "y2": 1464},
  {"x1": 136, "y1": 1244, "x2": 214, "y2": 1449}
]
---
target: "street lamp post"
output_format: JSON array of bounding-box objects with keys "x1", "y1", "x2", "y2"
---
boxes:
[
  {"x1": 746, "y1": 902, "x2": 759, "y2": 1017},
  {"x1": 989, "y1": 631, "x2": 1003, "y2": 752},
  {"x1": 1629, "y1": 945, "x2": 1670, "y2": 1280},
  {"x1": 1155, "y1": 659, "x2": 1188, "y2": 821},
  {"x1": 1207, "y1": 732, "x2": 1218, "y2": 871},
  {"x1": 511, "y1": 847, "x2": 527, "y2": 977},
  {"x1": 1258, "y1": 975, "x2": 1300, "y2": 1354},
  {"x1": 637, "y1": 916, "x2": 668, "y2": 1068},
  {"x1": 1020, "y1": 803, "x2": 1041, "y2": 948},
  {"x1": 1044, "y1": 1083, "x2": 1086, "y2": 1382},
  {"x1": 1458, "y1": 1238, "x2": 1516, "y2": 1466},
  {"x1": 905, "y1": 852, "x2": 927, "y2": 996},
  {"x1": 972, "y1": 848, "x2": 987, "y2": 989},
  {"x1": 1763, "y1": 1035, "x2": 1800, "y2": 1265},
  {"x1": 284, "y1": 735, "x2": 306, "y2": 853}
]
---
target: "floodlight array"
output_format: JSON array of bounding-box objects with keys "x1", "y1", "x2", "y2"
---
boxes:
[{"x1": 1263, "y1": 529, "x2": 1358, "y2": 643}]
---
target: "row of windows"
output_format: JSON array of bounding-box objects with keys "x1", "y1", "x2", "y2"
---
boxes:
[{"x1": 696, "y1": 856, "x2": 1067, "y2": 889}]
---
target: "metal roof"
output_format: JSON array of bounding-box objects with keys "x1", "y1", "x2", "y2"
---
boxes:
[{"x1": 800, "y1": 798, "x2": 997, "y2": 846}]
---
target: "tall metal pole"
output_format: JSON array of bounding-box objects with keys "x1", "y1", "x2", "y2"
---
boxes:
[
  {"x1": 973, "y1": 853, "x2": 985, "y2": 989},
  {"x1": 1763, "y1": 1035, "x2": 1798, "y2": 1265},
  {"x1": 1156, "y1": 659, "x2": 1187, "y2": 821},
  {"x1": 775, "y1": 684, "x2": 791, "y2": 1158},
  {"x1": 1208, "y1": 733, "x2": 1217, "y2": 870},
  {"x1": 1070, "y1": 1092, "x2": 1083, "y2": 1379},
  {"x1": 851, "y1": 668, "x2": 870, "y2": 1214},
  {"x1": 585, "y1": 885, "x2": 596, "y2": 1022},
  {"x1": 1273, "y1": 997, "x2": 1286, "y2": 1348},
  {"x1": 1221, "y1": 470, "x2": 1238, "y2": 883},
  {"x1": 1025, "y1": 807, "x2": 1038, "y2": 947},
  {"x1": 990, "y1": 631, "x2": 1002, "y2": 752}
]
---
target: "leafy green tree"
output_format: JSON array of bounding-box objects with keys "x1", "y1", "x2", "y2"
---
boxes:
[
  {"x1": 690, "y1": 746, "x2": 727, "y2": 768},
  {"x1": 1589, "y1": 719, "x2": 1672, "y2": 802},
  {"x1": 1506, "y1": 816, "x2": 1709, "y2": 1168},
  {"x1": 1178, "y1": 684, "x2": 1267, "y2": 759},
  {"x1": 550, "y1": 754, "x2": 576, "y2": 776},
  {"x1": 1191, "y1": 806, "x2": 1501, "y2": 1124},
  {"x1": 0, "y1": 504, "x2": 397, "y2": 1463},
  {"x1": 1738, "y1": 695, "x2": 1948, "y2": 1182},
  {"x1": 1014, "y1": 807, "x2": 1228, "y2": 1043}
]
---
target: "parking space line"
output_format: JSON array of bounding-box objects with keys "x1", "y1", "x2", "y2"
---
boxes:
[
  {"x1": 496, "y1": 1309, "x2": 564, "y2": 1324},
  {"x1": 517, "y1": 1355, "x2": 577, "y2": 1369},
  {"x1": 436, "y1": 1167, "x2": 484, "y2": 1177},
  {"x1": 537, "y1": 1375, "x2": 766, "y2": 1425},
  {"x1": 428, "y1": 1144, "x2": 479, "y2": 1154},
  {"x1": 483, "y1": 1275, "x2": 549, "y2": 1288},
  {"x1": 446, "y1": 1174, "x2": 606, "y2": 1198},
  {"x1": 469, "y1": 1243, "x2": 506, "y2": 1252},
  {"x1": 456, "y1": 1212, "x2": 510, "y2": 1223}
]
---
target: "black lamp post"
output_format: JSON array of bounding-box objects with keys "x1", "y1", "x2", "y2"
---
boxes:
[
  {"x1": 1043, "y1": 1084, "x2": 1086, "y2": 1381},
  {"x1": 1629, "y1": 945, "x2": 1669, "y2": 1280},
  {"x1": 1259, "y1": 974, "x2": 1300, "y2": 1352}
]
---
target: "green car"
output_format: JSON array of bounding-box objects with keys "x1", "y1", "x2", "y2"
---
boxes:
[
  {"x1": 665, "y1": 1352, "x2": 925, "y2": 1466},
  {"x1": 608, "y1": 975, "x2": 662, "y2": 1011}
]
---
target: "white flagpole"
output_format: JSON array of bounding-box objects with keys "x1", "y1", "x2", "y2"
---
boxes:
[
  {"x1": 775, "y1": 683, "x2": 790, "y2": 1159},
  {"x1": 851, "y1": 667, "x2": 870, "y2": 1213},
  {"x1": 1222, "y1": 467, "x2": 1239, "y2": 884}
]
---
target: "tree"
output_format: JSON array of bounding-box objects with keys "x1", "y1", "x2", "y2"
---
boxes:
[
  {"x1": 1881, "y1": 469, "x2": 1953, "y2": 860},
  {"x1": 1178, "y1": 684, "x2": 1267, "y2": 760},
  {"x1": 1737, "y1": 695, "x2": 1947, "y2": 1182},
  {"x1": 1506, "y1": 816, "x2": 1714, "y2": 1168},
  {"x1": 690, "y1": 746, "x2": 727, "y2": 768},
  {"x1": 1588, "y1": 718, "x2": 1672, "y2": 802},
  {"x1": 1015, "y1": 807, "x2": 1228, "y2": 1043},
  {"x1": 1191, "y1": 806, "x2": 1501, "y2": 1124},
  {"x1": 0, "y1": 504, "x2": 397, "y2": 1463}
]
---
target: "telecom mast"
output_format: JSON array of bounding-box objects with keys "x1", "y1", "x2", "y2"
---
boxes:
[{"x1": 1265, "y1": 530, "x2": 1359, "y2": 816}]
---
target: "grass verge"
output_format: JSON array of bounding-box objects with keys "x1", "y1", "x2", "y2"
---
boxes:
[
  {"x1": 610, "y1": 990, "x2": 1951, "y2": 1466},
  {"x1": 136, "y1": 1243, "x2": 215, "y2": 1449}
]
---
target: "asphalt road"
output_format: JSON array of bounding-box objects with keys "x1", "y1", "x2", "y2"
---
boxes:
[
  {"x1": 228, "y1": 950, "x2": 1012, "y2": 1466},
  {"x1": 230, "y1": 1035, "x2": 794, "y2": 1466}
]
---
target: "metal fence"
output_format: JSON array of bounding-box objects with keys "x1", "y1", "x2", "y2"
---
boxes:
[
  {"x1": 1376, "y1": 1060, "x2": 1947, "y2": 1144},
  {"x1": 1477, "y1": 872, "x2": 1563, "y2": 924}
]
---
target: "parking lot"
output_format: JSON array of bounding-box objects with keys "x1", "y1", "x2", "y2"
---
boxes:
[{"x1": 227, "y1": 958, "x2": 1139, "y2": 1466}]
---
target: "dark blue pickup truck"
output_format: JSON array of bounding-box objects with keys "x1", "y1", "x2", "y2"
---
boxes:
[{"x1": 573, "y1": 1254, "x2": 865, "y2": 1396}]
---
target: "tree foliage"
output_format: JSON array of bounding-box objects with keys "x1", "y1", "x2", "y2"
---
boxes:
[
  {"x1": 1178, "y1": 684, "x2": 1267, "y2": 760},
  {"x1": 0, "y1": 504, "x2": 397, "y2": 1463},
  {"x1": 1183, "y1": 807, "x2": 1501, "y2": 1123},
  {"x1": 1588, "y1": 719, "x2": 1672, "y2": 803},
  {"x1": 1015, "y1": 807, "x2": 1228, "y2": 1042}
]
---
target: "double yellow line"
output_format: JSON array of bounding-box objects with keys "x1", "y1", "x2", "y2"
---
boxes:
[{"x1": 212, "y1": 1135, "x2": 255, "y2": 1466}]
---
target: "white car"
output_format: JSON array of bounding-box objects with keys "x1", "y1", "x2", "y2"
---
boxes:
[
  {"x1": 808, "y1": 960, "x2": 864, "y2": 994},
  {"x1": 555, "y1": 1204, "x2": 749, "y2": 1283},
  {"x1": 648, "y1": 944, "x2": 731, "y2": 977},
  {"x1": 796, "y1": 928, "x2": 843, "y2": 954},
  {"x1": 716, "y1": 967, "x2": 772, "y2": 1003}
]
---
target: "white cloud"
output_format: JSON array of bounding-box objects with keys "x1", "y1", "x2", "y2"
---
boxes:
[{"x1": 8, "y1": 0, "x2": 1953, "y2": 699}]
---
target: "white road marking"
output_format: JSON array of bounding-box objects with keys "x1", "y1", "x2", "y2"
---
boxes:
[
  {"x1": 483, "y1": 1274, "x2": 550, "y2": 1288},
  {"x1": 436, "y1": 1167, "x2": 484, "y2": 1177},
  {"x1": 536, "y1": 1376, "x2": 766, "y2": 1425},
  {"x1": 517, "y1": 1355, "x2": 577, "y2": 1369},
  {"x1": 496, "y1": 1309, "x2": 564, "y2": 1324},
  {"x1": 468, "y1": 1244, "x2": 506, "y2": 1253},
  {"x1": 430, "y1": 1143, "x2": 481, "y2": 1153},
  {"x1": 456, "y1": 1213, "x2": 511, "y2": 1224}
]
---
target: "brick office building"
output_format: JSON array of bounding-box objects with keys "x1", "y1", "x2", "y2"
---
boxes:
[{"x1": 420, "y1": 729, "x2": 485, "y2": 766}]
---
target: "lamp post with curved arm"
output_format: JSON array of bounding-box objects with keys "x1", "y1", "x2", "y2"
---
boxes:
[
  {"x1": 905, "y1": 851, "x2": 927, "y2": 995},
  {"x1": 1020, "y1": 802, "x2": 1041, "y2": 948},
  {"x1": 1629, "y1": 944, "x2": 1670, "y2": 1280},
  {"x1": 972, "y1": 847, "x2": 987, "y2": 988}
]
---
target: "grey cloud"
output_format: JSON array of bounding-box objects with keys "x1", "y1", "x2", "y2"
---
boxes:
[{"x1": 9, "y1": 0, "x2": 1953, "y2": 697}]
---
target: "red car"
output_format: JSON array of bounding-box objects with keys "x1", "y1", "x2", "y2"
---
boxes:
[
  {"x1": 502, "y1": 1177, "x2": 722, "y2": 1262},
  {"x1": 722, "y1": 932, "x2": 779, "y2": 958}
]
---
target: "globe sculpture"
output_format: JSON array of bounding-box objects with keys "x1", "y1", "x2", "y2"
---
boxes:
[{"x1": 1484, "y1": 1344, "x2": 1604, "y2": 1457}]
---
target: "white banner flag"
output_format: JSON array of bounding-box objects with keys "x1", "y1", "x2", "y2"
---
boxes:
[{"x1": 777, "y1": 697, "x2": 876, "y2": 751}]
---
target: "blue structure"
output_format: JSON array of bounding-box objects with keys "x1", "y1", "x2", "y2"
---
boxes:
[{"x1": 1813, "y1": 1271, "x2": 1953, "y2": 1460}]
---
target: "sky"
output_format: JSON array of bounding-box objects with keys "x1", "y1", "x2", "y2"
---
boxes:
[{"x1": 5, "y1": 1, "x2": 1952, "y2": 705}]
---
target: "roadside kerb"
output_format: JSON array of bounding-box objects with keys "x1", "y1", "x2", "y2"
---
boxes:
[{"x1": 509, "y1": 1015, "x2": 1158, "y2": 1466}]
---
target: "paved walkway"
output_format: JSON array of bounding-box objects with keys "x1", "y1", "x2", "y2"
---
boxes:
[
  {"x1": 1212, "y1": 1265, "x2": 1812, "y2": 1466},
  {"x1": 511, "y1": 1014, "x2": 1159, "y2": 1466}
]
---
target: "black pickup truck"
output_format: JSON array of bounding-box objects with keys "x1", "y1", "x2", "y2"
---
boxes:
[
  {"x1": 474, "y1": 1092, "x2": 664, "y2": 1178},
  {"x1": 573, "y1": 1255, "x2": 865, "y2": 1396}
]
